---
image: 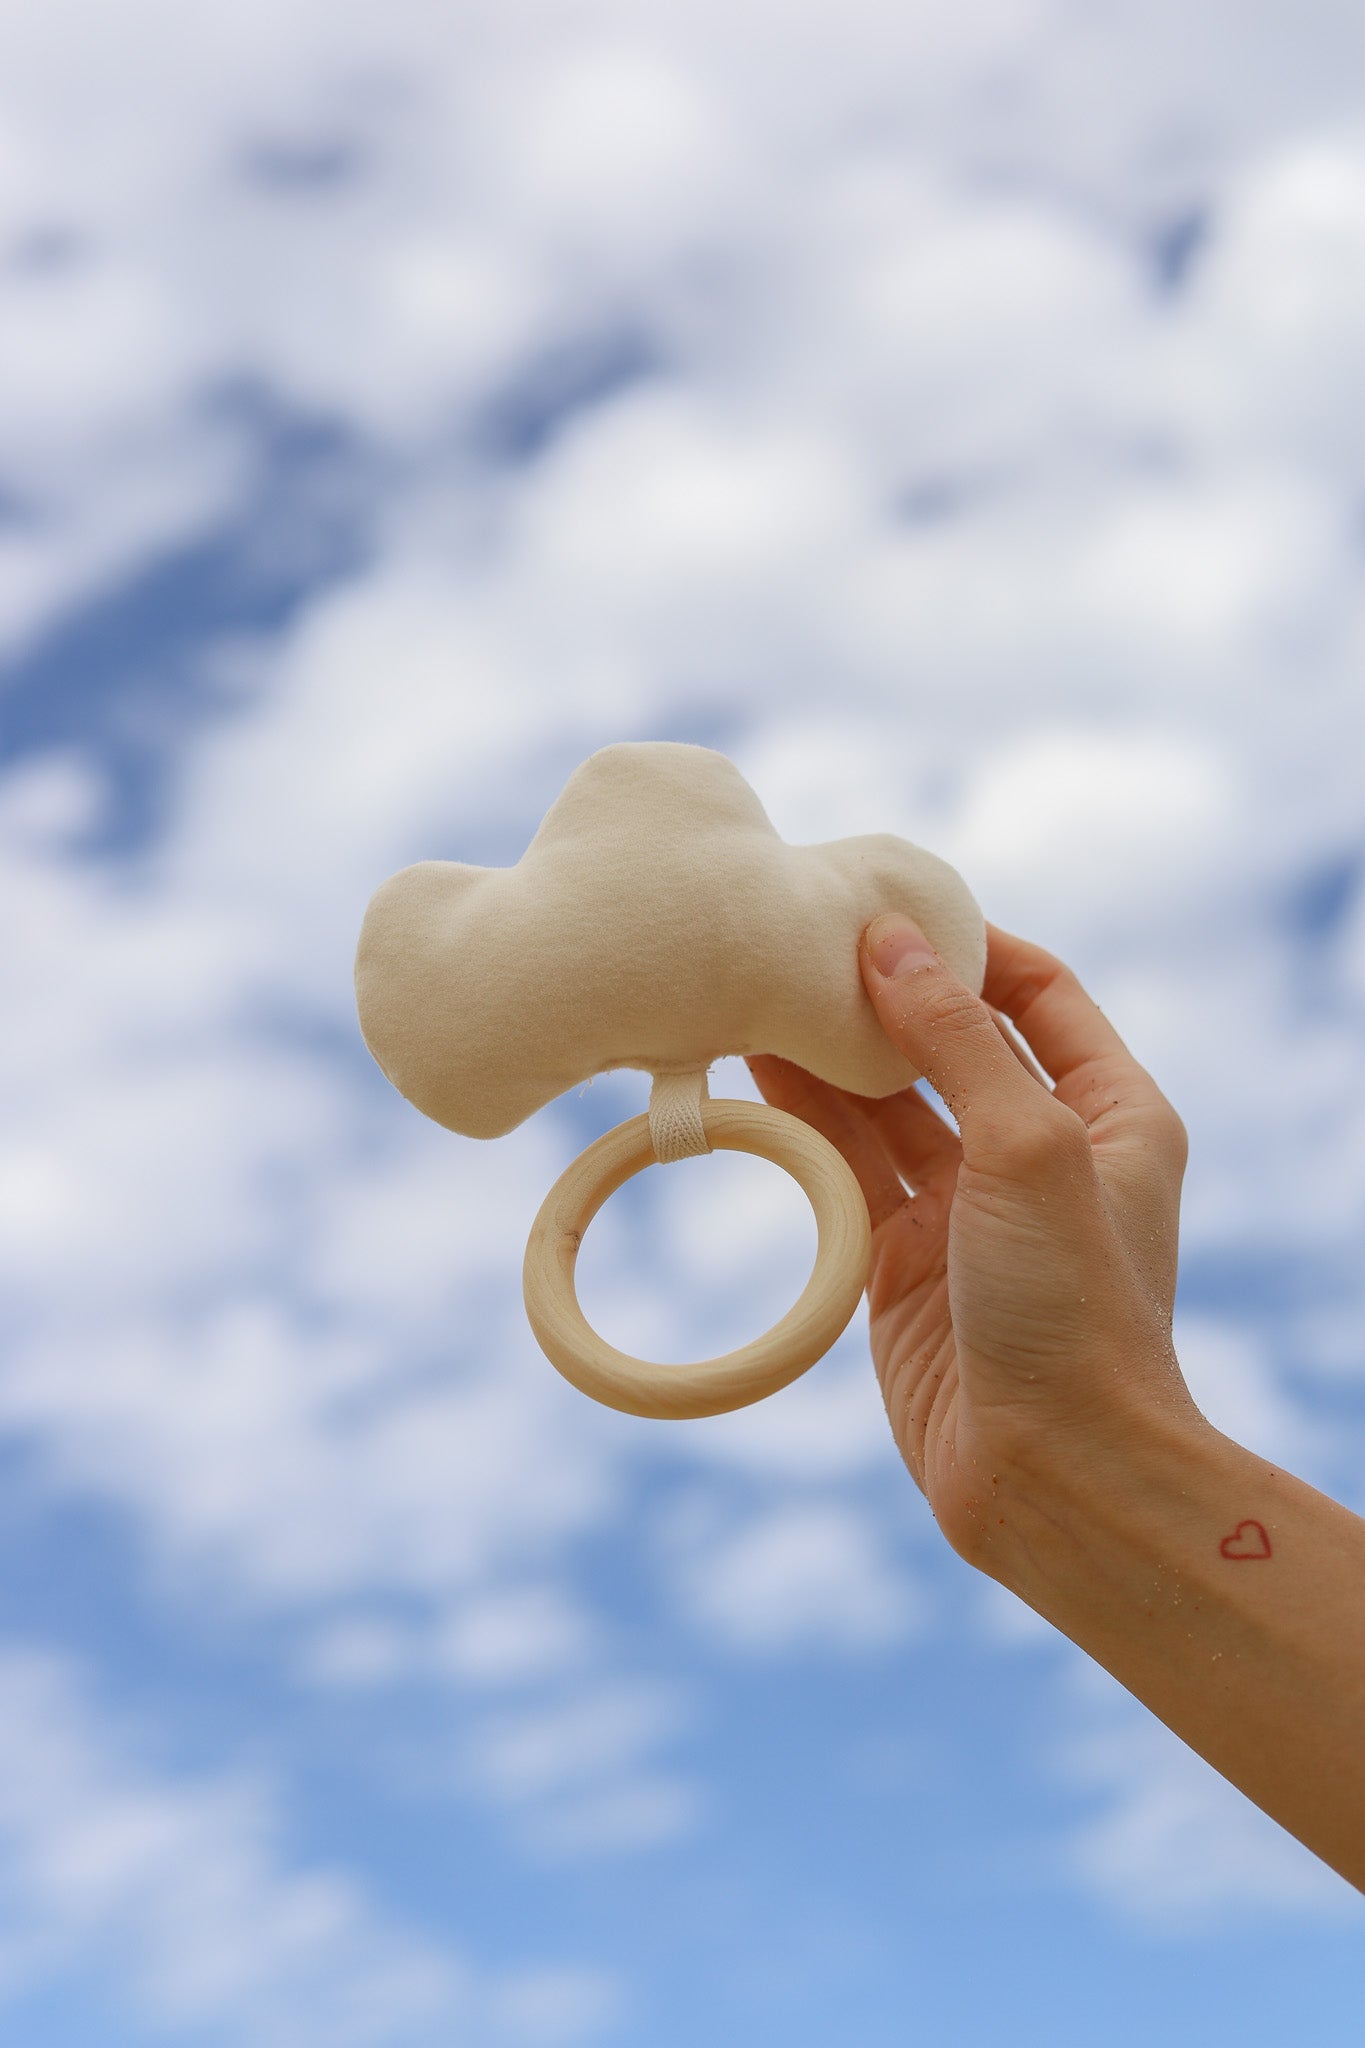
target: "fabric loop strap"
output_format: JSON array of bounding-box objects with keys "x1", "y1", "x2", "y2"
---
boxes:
[{"x1": 648, "y1": 1067, "x2": 713, "y2": 1162}]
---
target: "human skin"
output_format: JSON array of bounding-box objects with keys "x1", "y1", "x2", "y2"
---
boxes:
[{"x1": 744, "y1": 911, "x2": 1365, "y2": 1895}]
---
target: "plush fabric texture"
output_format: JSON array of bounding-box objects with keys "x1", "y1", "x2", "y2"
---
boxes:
[{"x1": 355, "y1": 741, "x2": 987, "y2": 1139}]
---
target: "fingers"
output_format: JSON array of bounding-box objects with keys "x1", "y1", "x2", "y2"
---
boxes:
[
  {"x1": 983, "y1": 922, "x2": 1133, "y2": 1087},
  {"x1": 989, "y1": 1006, "x2": 1052, "y2": 1090},
  {"x1": 743, "y1": 1054, "x2": 912, "y2": 1234},
  {"x1": 845, "y1": 1077, "x2": 962, "y2": 1201},
  {"x1": 860, "y1": 915, "x2": 1082, "y2": 1178},
  {"x1": 981, "y1": 923, "x2": 1187, "y2": 1163}
]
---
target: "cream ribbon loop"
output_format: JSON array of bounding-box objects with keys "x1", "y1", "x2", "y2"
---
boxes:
[{"x1": 648, "y1": 1067, "x2": 713, "y2": 1162}]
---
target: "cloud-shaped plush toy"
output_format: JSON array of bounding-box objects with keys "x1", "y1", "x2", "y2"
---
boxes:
[{"x1": 355, "y1": 741, "x2": 986, "y2": 1139}]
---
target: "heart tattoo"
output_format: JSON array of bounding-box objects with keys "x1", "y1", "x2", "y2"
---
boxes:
[{"x1": 1219, "y1": 1519, "x2": 1272, "y2": 1560}]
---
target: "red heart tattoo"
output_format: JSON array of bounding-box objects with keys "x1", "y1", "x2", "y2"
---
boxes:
[{"x1": 1219, "y1": 1519, "x2": 1271, "y2": 1560}]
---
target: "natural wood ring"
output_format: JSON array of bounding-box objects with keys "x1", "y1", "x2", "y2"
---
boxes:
[{"x1": 522, "y1": 1099, "x2": 872, "y2": 1420}]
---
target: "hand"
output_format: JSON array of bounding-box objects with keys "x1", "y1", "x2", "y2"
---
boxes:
[
  {"x1": 745, "y1": 914, "x2": 1206, "y2": 1577},
  {"x1": 753, "y1": 914, "x2": 1365, "y2": 1897}
]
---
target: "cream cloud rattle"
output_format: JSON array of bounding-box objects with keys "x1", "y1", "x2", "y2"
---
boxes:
[{"x1": 355, "y1": 741, "x2": 986, "y2": 1421}]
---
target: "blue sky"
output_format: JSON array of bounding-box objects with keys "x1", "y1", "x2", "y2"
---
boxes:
[{"x1": 2, "y1": 1, "x2": 1365, "y2": 2041}]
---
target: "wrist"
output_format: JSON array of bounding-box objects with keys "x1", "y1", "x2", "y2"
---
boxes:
[
  {"x1": 965, "y1": 1391, "x2": 1365, "y2": 1893},
  {"x1": 971, "y1": 1398, "x2": 1232, "y2": 1637}
]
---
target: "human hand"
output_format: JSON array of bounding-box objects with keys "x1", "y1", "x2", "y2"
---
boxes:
[
  {"x1": 751, "y1": 916, "x2": 1365, "y2": 1898},
  {"x1": 745, "y1": 914, "x2": 1206, "y2": 1577}
]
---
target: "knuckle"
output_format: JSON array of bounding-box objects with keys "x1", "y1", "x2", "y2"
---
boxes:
[
  {"x1": 1036, "y1": 951, "x2": 1079, "y2": 1000},
  {"x1": 1002, "y1": 945, "x2": 1076, "y2": 1014},
  {"x1": 889, "y1": 974, "x2": 987, "y2": 1058},
  {"x1": 918, "y1": 976, "x2": 985, "y2": 1033},
  {"x1": 990, "y1": 1098, "x2": 1090, "y2": 1179},
  {"x1": 1052, "y1": 1098, "x2": 1097, "y2": 1154},
  {"x1": 1152, "y1": 1102, "x2": 1190, "y2": 1170}
]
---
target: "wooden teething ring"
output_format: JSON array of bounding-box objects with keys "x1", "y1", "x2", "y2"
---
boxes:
[{"x1": 522, "y1": 1098, "x2": 872, "y2": 1420}]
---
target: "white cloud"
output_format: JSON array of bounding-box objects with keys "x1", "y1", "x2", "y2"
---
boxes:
[
  {"x1": 946, "y1": 725, "x2": 1241, "y2": 925},
  {"x1": 296, "y1": 1614, "x2": 416, "y2": 1689},
  {"x1": 503, "y1": 43, "x2": 741, "y2": 249},
  {"x1": 488, "y1": 1965, "x2": 629, "y2": 2048},
  {"x1": 660, "y1": 1497, "x2": 928, "y2": 1655},
  {"x1": 1172, "y1": 1313, "x2": 1333, "y2": 1477},
  {"x1": 658, "y1": 1344, "x2": 897, "y2": 1484},
  {"x1": 1338, "y1": 862, "x2": 1365, "y2": 1009},
  {"x1": 0, "y1": 1644, "x2": 622, "y2": 2046},
  {"x1": 0, "y1": 1305, "x2": 623, "y2": 1605},
  {"x1": 432, "y1": 1585, "x2": 601, "y2": 1688},
  {"x1": 521, "y1": 1779, "x2": 706, "y2": 1861},
  {"x1": 456, "y1": 1677, "x2": 705, "y2": 1860},
  {"x1": 299, "y1": 1582, "x2": 601, "y2": 1692},
  {"x1": 463, "y1": 1678, "x2": 694, "y2": 1805},
  {"x1": 1285, "y1": 1300, "x2": 1365, "y2": 1408},
  {"x1": 1167, "y1": 138, "x2": 1365, "y2": 472}
]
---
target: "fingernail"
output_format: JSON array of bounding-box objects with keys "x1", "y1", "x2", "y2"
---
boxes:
[{"x1": 865, "y1": 912, "x2": 939, "y2": 978}]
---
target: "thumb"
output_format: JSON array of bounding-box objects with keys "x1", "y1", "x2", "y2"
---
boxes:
[{"x1": 860, "y1": 912, "x2": 1077, "y2": 1177}]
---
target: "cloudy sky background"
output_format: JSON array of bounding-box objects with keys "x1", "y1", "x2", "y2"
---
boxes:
[{"x1": 3, "y1": 1, "x2": 1365, "y2": 2041}]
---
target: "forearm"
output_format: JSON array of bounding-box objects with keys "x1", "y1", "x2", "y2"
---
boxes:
[{"x1": 991, "y1": 1407, "x2": 1365, "y2": 1892}]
